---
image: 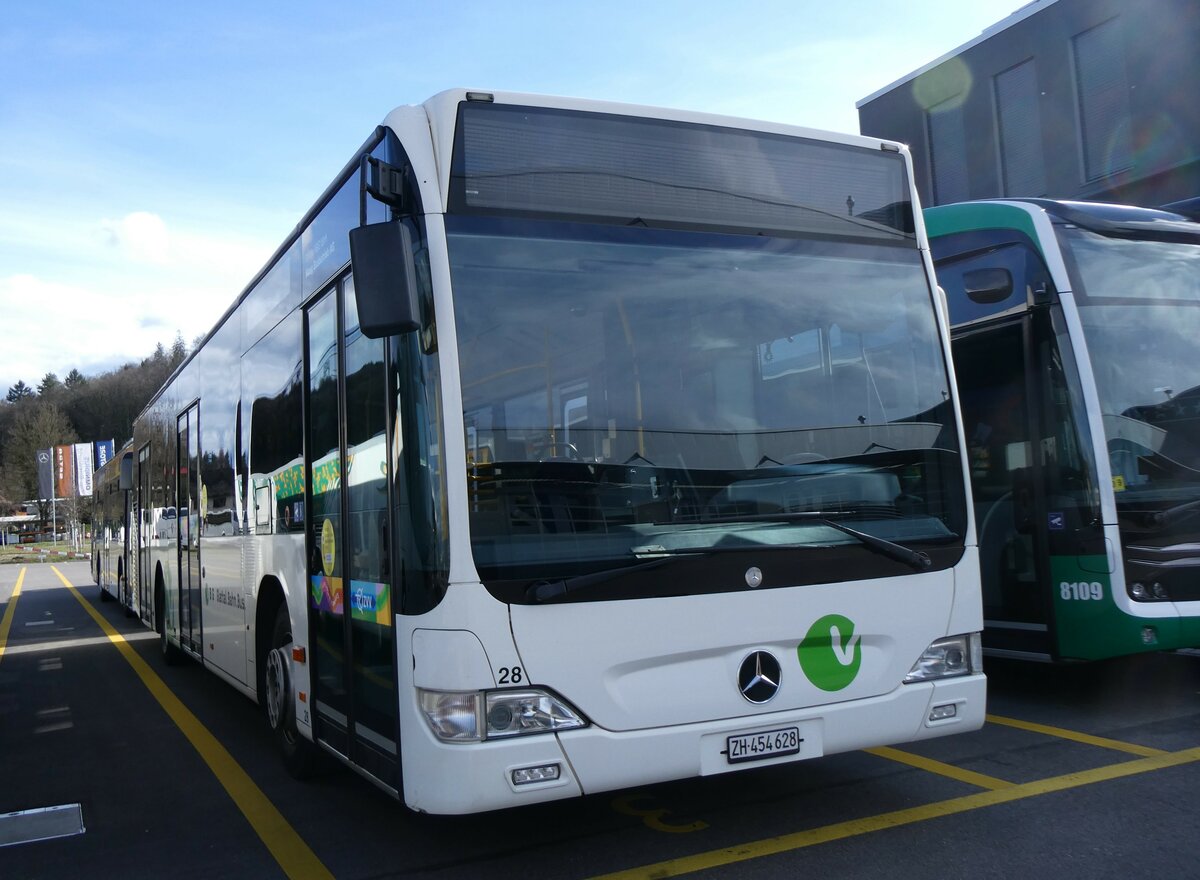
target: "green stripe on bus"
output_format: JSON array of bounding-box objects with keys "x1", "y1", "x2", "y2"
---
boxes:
[{"x1": 924, "y1": 202, "x2": 1045, "y2": 258}]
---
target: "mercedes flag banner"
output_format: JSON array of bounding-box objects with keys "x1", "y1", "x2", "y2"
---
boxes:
[
  {"x1": 37, "y1": 448, "x2": 53, "y2": 500},
  {"x1": 36, "y1": 440, "x2": 117, "y2": 499}
]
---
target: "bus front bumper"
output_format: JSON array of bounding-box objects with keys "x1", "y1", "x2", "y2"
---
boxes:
[{"x1": 400, "y1": 673, "x2": 985, "y2": 814}]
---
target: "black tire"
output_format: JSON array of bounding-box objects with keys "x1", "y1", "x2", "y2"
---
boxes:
[{"x1": 266, "y1": 605, "x2": 316, "y2": 778}]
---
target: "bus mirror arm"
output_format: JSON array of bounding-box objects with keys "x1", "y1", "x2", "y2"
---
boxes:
[{"x1": 350, "y1": 221, "x2": 422, "y2": 339}]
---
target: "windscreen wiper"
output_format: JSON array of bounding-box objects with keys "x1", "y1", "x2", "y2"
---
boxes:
[
  {"x1": 528, "y1": 511, "x2": 935, "y2": 603},
  {"x1": 526, "y1": 555, "x2": 685, "y2": 603},
  {"x1": 697, "y1": 510, "x2": 932, "y2": 570},
  {"x1": 1122, "y1": 496, "x2": 1200, "y2": 529},
  {"x1": 1152, "y1": 497, "x2": 1200, "y2": 527}
]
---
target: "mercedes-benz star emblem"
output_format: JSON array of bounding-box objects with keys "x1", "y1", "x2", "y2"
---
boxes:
[{"x1": 738, "y1": 650, "x2": 782, "y2": 703}]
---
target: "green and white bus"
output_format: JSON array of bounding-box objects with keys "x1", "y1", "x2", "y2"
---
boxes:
[
  {"x1": 928, "y1": 199, "x2": 1200, "y2": 661},
  {"x1": 118, "y1": 89, "x2": 984, "y2": 814}
]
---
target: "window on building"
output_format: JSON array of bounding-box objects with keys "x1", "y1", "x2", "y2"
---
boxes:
[
  {"x1": 1073, "y1": 17, "x2": 1132, "y2": 181},
  {"x1": 927, "y1": 96, "x2": 969, "y2": 205},
  {"x1": 994, "y1": 59, "x2": 1047, "y2": 197}
]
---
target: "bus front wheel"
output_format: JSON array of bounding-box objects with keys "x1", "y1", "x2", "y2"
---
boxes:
[{"x1": 266, "y1": 605, "x2": 315, "y2": 779}]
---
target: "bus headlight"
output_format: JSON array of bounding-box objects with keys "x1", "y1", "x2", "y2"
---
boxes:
[
  {"x1": 1129, "y1": 581, "x2": 1171, "y2": 601},
  {"x1": 418, "y1": 691, "x2": 482, "y2": 742},
  {"x1": 903, "y1": 633, "x2": 983, "y2": 683},
  {"x1": 485, "y1": 690, "x2": 586, "y2": 739},
  {"x1": 419, "y1": 688, "x2": 586, "y2": 743}
]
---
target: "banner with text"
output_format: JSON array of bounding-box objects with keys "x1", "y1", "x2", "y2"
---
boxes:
[
  {"x1": 74, "y1": 442, "x2": 94, "y2": 497},
  {"x1": 94, "y1": 439, "x2": 115, "y2": 471},
  {"x1": 54, "y1": 445, "x2": 74, "y2": 499}
]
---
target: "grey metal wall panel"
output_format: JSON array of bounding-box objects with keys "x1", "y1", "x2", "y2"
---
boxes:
[
  {"x1": 995, "y1": 60, "x2": 1047, "y2": 196},
  {"x1": 928, "y1": 98, "x2": 969, "y2": 204},
  {"x1": 1073, "y1": 16, "x2": 1132, "y2": 181}
]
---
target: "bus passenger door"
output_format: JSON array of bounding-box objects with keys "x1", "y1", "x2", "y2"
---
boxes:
[
  {"x1": 176, "y1": 405, "x2": 203, "y2": 655},
  {"x1": 137, "y1": 443, "x2": 153, "y2": 627},
  {"x1": 953, "y1": 320, "x2": 1053, "y2": 654},
  {"x1": 305, "y1": 275, "x2": 398, "y2": 788}
]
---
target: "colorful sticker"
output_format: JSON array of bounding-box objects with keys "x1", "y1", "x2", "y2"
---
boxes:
[
  {"x1": 310, "y1": 574, "x2": 344, "y2": 615},
  {"x1": 1112, "y1": 475, "x2": 1127, "y2": 492},
  {"x1": 349, "y1": 580, "x2": 392, "y2": 626},
  {"x1": 321, "y1": 518, "x2": 336, "y2": 575}
]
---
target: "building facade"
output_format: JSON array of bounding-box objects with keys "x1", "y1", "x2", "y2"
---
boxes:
[{"x1": 857, "y1": 0, "x2": 1200, "y2": 208}]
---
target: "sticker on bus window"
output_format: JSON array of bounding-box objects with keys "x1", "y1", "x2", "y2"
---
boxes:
[
  {"x1": 1112, "y1": 476, "x2": 1126, "y2": 492},
  {"x1": 321, "y1": 518, "x2": 337, "y2": 575}
]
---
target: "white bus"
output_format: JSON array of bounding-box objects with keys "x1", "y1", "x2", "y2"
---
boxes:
[
  {"x1": 928, "y1": 199, "x2": 1200, "y2": 661},
  {"x1": 123, "y1": 90, "x2": 984, "y2": 814},
  {"x1": 94, "y1": 439, "x2": 137, "y2": 611}
]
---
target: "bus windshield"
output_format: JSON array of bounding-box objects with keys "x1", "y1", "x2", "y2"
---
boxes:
[
  {"x1": 1065, "y1": 226, "x2": 1200, "y2": 525},
  {"x1": 448, "y1": 215, "x2": 964, "y2": 600}
]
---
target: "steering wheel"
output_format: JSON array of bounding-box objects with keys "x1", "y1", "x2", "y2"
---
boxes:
[{"x1": 530, "y1": 437, "x2": 581, "y2": 462}]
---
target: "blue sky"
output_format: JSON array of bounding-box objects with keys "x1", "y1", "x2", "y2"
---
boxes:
[{"x1": 0, "y1": 0, "x2": 1022, "y2": 394}]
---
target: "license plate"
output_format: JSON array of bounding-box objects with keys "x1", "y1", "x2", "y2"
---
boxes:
[{"x1": 725, "y1": 726, "x2": 802, "y2": 764}]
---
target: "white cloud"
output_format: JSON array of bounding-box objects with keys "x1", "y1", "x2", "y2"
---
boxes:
[
  {"x1": 0, "y1": 230, "x2": 264, "y2": 393},
  {"x1": 98, "y1": 211, "x2": 171, "y2": 264}
]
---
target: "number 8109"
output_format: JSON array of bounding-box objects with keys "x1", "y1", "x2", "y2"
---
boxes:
[{"x1": 1060, "y1": 581, "x2": 1103, "y2": 601}]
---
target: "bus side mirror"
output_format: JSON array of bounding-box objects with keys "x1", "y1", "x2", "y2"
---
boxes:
[
  {"x1": 963, "y1": 267, "x2": 1013, "y2": 304},
  {"x1": 118, "y1": 452, "x2": 134, "y2": 491},
  {"x1": 349, "y1": 221, "x2": 421, "y2": 339}
]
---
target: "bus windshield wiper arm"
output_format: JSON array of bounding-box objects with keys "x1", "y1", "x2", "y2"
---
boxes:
[
  {"x1": 1152, "y1": 497, "x2": 1200, "y2": 526},
  {"x1": 698, "y1": 510, "x2": 932, "y2": 570},
  {"x1": 526, "y1": 555, "x2": 688, "y2": 603},
  {"x1": 530, "y1": 511, "x2": 933, "y2": 603}
]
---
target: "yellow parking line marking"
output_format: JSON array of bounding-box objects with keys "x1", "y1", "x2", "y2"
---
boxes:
[
  {"x1": 986, "y1": 714, "x2": 1167, "y2": 757},
  {"x1": 613, "y1": 794, "x2": 709, "y2": 833},
  {"x1": 865, "y1": 746, "x2": 1014, "y2": 790},
  {"x1": 586, "y1": 746, "x2": 1200, "y2": 880},
  {"x1": 50, "y1": 566, "x2": 333, "y2": 880},
  {"x1": 0, "y1": 567, "x2": 26, "y2": 663}
]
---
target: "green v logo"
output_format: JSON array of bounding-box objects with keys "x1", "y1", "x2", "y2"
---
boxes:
[{"x1": 798, "y1": 614, "x2": 862, "y2": 691}]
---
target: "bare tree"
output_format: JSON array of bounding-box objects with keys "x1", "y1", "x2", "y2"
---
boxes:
[{"x1": 2, "y1": 399, "x2": 78, "y2": 526}]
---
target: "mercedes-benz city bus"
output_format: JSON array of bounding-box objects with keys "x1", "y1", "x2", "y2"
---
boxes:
[
  {"x1": 124, "y1": 90, "x2": 984, "y2": 814},
  {"x1": 93, "y1": 439, "x2": 138, "y2": 613},
  {"x1": 927, "y1": 199, "x2": 1200, "y2": 661}
]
